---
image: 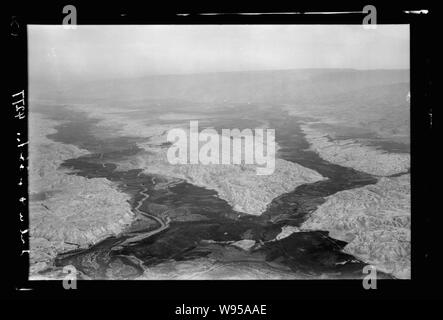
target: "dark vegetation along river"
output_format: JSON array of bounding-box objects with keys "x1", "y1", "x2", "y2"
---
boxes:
[{"x1": 40, "y1": 103, "x2": 392, "y2": 279}]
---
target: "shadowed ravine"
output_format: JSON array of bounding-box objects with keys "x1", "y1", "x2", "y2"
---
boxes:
[{"x1": 42, "y1": 105, "x2": 393, "y2": 279}]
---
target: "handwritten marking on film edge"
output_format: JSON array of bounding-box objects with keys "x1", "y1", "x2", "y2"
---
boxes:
[{"x1": 12, "y1": 90, "x2": 29, "y2": 260}]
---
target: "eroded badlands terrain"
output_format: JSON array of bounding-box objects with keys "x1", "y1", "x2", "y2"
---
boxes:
[
  {"x1": 301, "y1": 123, "x2": 410, "y2": 176},
  {"x1": 29, "y1": 113, "x2": 135, "y2": 278},
  {"x1": 301, "y1": 174, "x2": 410, "y2": 278}
]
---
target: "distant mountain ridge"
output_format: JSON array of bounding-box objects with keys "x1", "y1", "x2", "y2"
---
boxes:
[{"x1": 31, "y1": 69, "x2": 409, "y2": 105}]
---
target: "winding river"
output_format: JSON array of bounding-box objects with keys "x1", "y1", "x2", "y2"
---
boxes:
[{"x1": 118, "y1": 176, "x2": 170, "y2": 247}]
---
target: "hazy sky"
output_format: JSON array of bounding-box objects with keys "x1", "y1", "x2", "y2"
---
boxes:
[{"x1": 29, "y1": 25, "x2": 409, "y2": 81}]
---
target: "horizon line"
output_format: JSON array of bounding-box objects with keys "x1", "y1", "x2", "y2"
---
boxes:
[{"x1": 30, "y1": 67, "x2": 410, "y2": 82}]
